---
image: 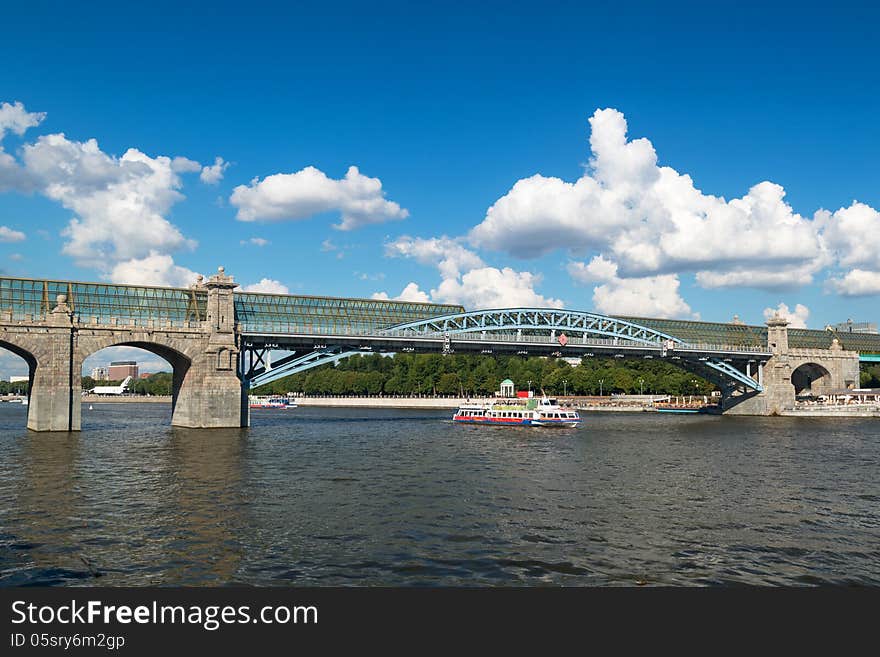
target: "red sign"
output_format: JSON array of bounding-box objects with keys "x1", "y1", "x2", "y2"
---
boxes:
[{"x1": 557, "y1": 332, "x2": 568, "y2": 347}]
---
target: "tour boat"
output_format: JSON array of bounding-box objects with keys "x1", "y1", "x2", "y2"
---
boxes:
[
  {"x1": 453, "y1": 396, "x2": 581, "y2": 427},
  {"x1": 249, "y1": 396, "x2": 297, "y2": 409}
]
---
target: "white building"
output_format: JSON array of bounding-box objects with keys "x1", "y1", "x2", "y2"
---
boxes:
[
  {"x1": 91, "y1": 366, "x2": 109, "y2": 380},
  {"x1": 9, "y1": 375, "x2": 29, "y2": 384}
]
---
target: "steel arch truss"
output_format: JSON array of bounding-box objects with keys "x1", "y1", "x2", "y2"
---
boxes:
[
  {"x1": 243, "y1": 346, "x2": 361, "y2": 389},
  {"x1": 384, "y1": 308, "x2": 763, "y2": 392},
  {"x1": 383, "y1": 308, "x2": 684, "y2": 346}
]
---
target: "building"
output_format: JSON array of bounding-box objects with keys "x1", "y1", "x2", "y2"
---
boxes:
[
  {"x1": 497, "y1": 379, "x2": 515, "y2": 397},
  {"x1": 833, "y1": 320, "x2": 878, "y2": 334},
  {"x1": 9, "y1": 375, "x2": 29, "y2": 384},
  {"x1": 108, "y1": 361, "x2": 139, "y2": 380},
  {"x1": 90, "y1": 366, "x2": 109, "y2": 380}
]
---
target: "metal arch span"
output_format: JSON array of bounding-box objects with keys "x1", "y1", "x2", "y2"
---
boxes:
[
  {"x1": 382, "y1": 308, "x2": 685, "y2": 346},
  {"x1": 383, "y1": 307, "x2": 763, "y2": 393}
]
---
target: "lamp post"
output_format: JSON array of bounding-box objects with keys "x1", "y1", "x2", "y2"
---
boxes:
[
  {"x1": 599, "y1": 378, "x2": 604, "y2": 397},
  {"x1": 690, "y1": 378, "x2": 697, "y2": 404},
  {"x1": 563, "y1": 379, "x2": 568, "y2": 396},
  {"x1": 639, "y1": 377, "x2": 644, "y2": 396}
]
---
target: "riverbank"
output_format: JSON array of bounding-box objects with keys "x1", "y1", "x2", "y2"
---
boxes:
[
  {"x1": 81, "y1": 395, "x2": 171, "y2": 403},
  {"x1": 782, "y1": 404, "x2": 880, "y2": 418}
]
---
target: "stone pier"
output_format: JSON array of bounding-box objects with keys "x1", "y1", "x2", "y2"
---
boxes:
[
  {"x1": 723, "y1": 314, "x2": 860, "y2": 415},
  {"x1": 0, "y1": 267, "x2": 248, "y2": 431}
]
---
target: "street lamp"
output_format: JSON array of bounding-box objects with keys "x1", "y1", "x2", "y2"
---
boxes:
[
  {"x1": 563, "y1": 379, "x2": 568, "y2": 396},
  {"x1": 598, "y1": 378, "x2": 604, "y2": 397},
  {"x1": 639, "y1": 377, "x2": 644, "y2": 396},
  {"x1": 690, "y1": 378, "x2": 697, "y2": 403},
  {"x1": 527, "y1": 380, "x2": 532, "y2": 396}
]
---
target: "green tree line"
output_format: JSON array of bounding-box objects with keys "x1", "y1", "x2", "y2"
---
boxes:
[
  {"x1": 252, "y1": 353, "x2": 722, "y2": 397},
  {"x1": 862, "y1": 364, "x2": 880, "y2": 388}
]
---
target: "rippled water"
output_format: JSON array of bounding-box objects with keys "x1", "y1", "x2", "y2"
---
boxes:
[{"x1": 1, "y1": 403, "x2": 878, "y2": 586}]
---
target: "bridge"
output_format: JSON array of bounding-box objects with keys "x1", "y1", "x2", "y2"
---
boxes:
[{"x1": 1, "y1": 268, "x2": 878, "y2": 430}]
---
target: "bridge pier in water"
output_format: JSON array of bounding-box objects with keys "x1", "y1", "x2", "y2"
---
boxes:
[
  {"x1": 722, "y1": 315, "x2": 860, "y2": 415},
  {"x1": 0, "y1": 268, "x2": 249, "y2": 432}
]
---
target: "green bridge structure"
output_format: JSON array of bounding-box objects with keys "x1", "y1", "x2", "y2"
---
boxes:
[{"x1": 1, "y1": 268, "x2": 878, "y2": 430}]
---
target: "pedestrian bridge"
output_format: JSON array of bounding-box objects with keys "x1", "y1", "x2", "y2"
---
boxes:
[{"x1": 1, "y1": 270, "x2": 877, "y2": 429}]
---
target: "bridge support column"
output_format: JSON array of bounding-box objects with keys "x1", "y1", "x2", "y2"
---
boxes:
[
  {"x1": 28, "y1": 297, "x2": 81, "y2": 432},
  {"x1": 170, "y1": 267, "x2": 248, "y2": 429}
]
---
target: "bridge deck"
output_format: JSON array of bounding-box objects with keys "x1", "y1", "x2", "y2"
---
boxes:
[{"x1": 1, "y1": 275, "x2": 878, "y2": 354}]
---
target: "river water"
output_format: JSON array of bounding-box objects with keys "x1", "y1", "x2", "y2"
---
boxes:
[{"x1": 0, "y1": 403, "x2": 877, "y2": 586}]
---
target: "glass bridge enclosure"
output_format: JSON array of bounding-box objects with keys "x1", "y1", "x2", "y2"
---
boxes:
[{"x1": 0, "y1": 275, "x2": 878, "y2": 356}]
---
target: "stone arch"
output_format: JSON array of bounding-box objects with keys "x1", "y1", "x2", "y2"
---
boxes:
[
  {"x1": 0, "y1": 337, "x2": 38, "y2": 399},
  {"x1": 78, "y1": 334, "x2": 196, "y2": 425},
  {"x1": 791, "y1": 362, "x2": 832, "y2": 396}
]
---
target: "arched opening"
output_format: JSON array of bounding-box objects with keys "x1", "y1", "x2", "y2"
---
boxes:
[
  {"x1": 791, "y1": 362, "x2": 832, "y2": 397},
  {"x1": 82, "y1": 343, "x2": 191, "y2": 425},
  {"x1": 0, "y1": 342, "x2": 37, "y2": 422}
]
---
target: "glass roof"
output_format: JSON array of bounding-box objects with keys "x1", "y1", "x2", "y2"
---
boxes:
[{"x1": 1, "y1": 276, "x2": 877, "y2": 353}]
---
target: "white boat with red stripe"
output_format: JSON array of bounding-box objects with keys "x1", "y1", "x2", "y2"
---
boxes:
[{"x1": 453, "y1": 395, "x2": 580, "y2": 427}]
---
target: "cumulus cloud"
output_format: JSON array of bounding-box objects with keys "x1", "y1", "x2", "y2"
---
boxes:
[
  {"x1": 0, "y1": 101, "x2": 45, "y2": 140},
  {"x1": 818, "y1": 202, "x2": 880, "y2": 269},
  {"x1": 230, "y1": 165, "x2": 408, "y2": 230},
  {"x1": 825, "y1": 269, "x2": 880, "y2": 297},
  {"x1": 243, "y1": 278, "x2": 290, "y2": 294},
  {"x1": 385, "y1": 235, "x2": 484, "y2": 279},
  {"x1": 240, "y1": 237, "x2": 269, "y2": 246},
  {"x1": 433, "y1": 267, "x2": 564, "y2": 309},
  {"x1": 109, "y1": 252, "x2": 201, "y2": 287},
  {"x1": 763, "y1": 302, "x2": 810, "y2": 329},
  {"x1": 20, "y1": 134, "x2": 198, "y2": 267},
  {"x1": 0, "y1": 101, "x2": 46, "y2": 193},
  {"x1": 372, "y1": 282, "x2": 431, "y2": 303},
  {"x1": 470, "y1": 108, "x2": 837, "y2": 290},
  {"x1": 200, "y1": 156, "x2": 229, "y2": 184},
  {"x1": 381, "y1": 236, "x2": 562, "y2": 309},
  {"x1": 0, "y1": 226, "x2": 25, "y2": 242},
  {"x1": 569, "y1": 255, "x2": 694, "y2": 318}
]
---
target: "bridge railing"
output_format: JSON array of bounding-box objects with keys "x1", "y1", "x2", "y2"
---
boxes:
[{"x1": 246, "y1": 325, "x2": 769, "y2": 355}]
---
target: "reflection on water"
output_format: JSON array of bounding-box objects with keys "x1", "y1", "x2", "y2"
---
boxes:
[{"x1": 0, "y1": 403, "x2": 878, "y2": 586}]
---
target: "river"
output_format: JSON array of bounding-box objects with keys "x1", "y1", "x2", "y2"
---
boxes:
[{"x1": 1, "y1": 403, "x2": 877, "y2": 586}]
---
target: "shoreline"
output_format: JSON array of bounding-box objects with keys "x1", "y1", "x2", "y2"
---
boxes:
[{"x1": 37, "y1": 395, "x2": 880, "y2": 417}]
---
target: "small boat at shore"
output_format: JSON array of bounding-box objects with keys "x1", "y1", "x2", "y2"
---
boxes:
[
  {"x1": 249, "y1": 396, "x2": 297, "y2": 409},
  {"x1": 453, "y1": 395, "x2": 580, "y2": 427},
  {"x1": 655, "y1": 404, "x2": 721, "y2": 415}
]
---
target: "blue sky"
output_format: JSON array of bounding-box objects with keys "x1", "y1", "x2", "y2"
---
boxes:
[{"x1": 1, "y1": 1, "x2": 879, "y2": 375}]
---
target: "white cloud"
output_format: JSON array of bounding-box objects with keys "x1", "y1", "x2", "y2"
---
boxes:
[
  {"x1": 381, "y1": 235, "x2": 561, "y2": 309},
  {"x1": 0, "y1": 101, "x2": 46, "y2": 193},
  {"x1": 0, "y1": 226, "x2": 25, "y2": 242},
  {"x1": 470, "y1": 108, "x2": 831, "y2": 291},
  {"x1": 569, "y1": 255, "x2": 694, "y2": 318},
  {"x1": 171, "y1": 156, "x2": 202, "y2": 173},
  {"x1": 243, "y1": 278, "x2": 290, "y2": 294},
  {"x1": 385, "y1": 235, "x2": 485, "y2": 279},
  {"x1": 825, "y1": 269, "x2": 880, "y2": 297},
  {"x1": 109, "y1": 252, "x2": 201, "y2": 287},
  {"x1": 240, "y1": 237, "x2": 269, "y2": 246},
  {"x1": 321, "y1": 239, "x2": 337, "y2": 251},
  {"x1": 818, "y1": 202, "x2": 880, "y2": 269},
  {"x1": 0, "y1": 101, "x2": 45, "y2": 140},
  {"x1": 230, "y1": 165, "x2": 408, "y2": 230},
  {"x1": 432, "y1": 267, "x2": 564, "y2": 309},
  {"x1": 20, "y1": 133, "x2": 198, "y2": 267},
  {"x1": 200, "y1": 156, "x2": 229, "y2": 184},
  {"x1": 763, "y1": 302, "x2": 810, "y2": 329},
  {"x1": 372, "y1": 282, "x2": 431, "y2": 303}
]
